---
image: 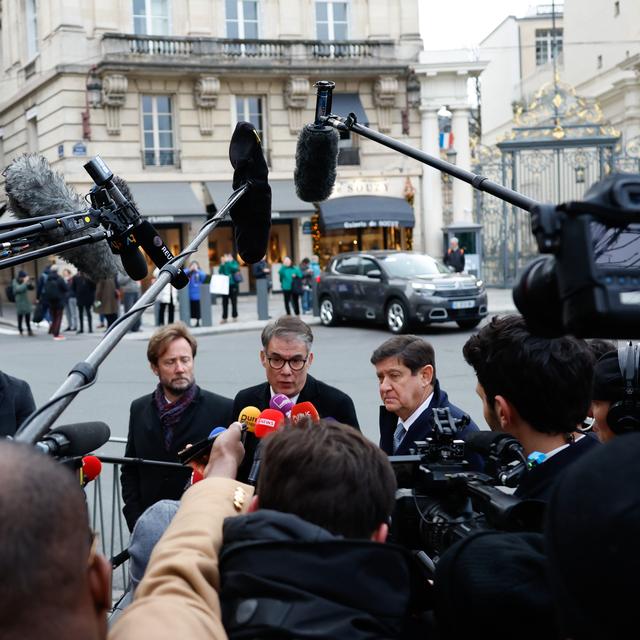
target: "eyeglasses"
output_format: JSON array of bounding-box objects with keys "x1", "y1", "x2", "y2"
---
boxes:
[{"x1": 266, "y1": 355, "x2": 308, "y2": 371}]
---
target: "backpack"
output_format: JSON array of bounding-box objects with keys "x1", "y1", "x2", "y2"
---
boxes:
[
  {"x1": 5, "y1": 282, "x2": 15, "y2": 303},
  {"x1": 44, "y1": 276, "x2": 62, "y2": 304}
]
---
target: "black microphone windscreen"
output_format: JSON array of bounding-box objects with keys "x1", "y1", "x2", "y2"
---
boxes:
[
  {"x1": 229, "y1": 121, "x2": 271, "y2": 264},
  {"x1": 4, "y1": 154, "x2": 119, "y2": 281},
  {"x1": 50, "y1": 421, "x2": 111, "y2": 456},
  {"x1": 294, "y1": 124, "x2": 340, "y2": 203},
  {"x1": 464, "y1": 430, "x2": 515, "y2": 455},
  {"x1": 120, "y1": 244, "x2": 149, "y2": 280}
]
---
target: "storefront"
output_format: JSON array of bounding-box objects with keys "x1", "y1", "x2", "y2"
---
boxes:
[{"x1": 316, "y1": 194, "x2": 414, "y2": 264}]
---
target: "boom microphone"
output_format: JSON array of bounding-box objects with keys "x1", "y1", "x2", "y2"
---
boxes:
[
  {"x1": 35, "y1": 421, "x2": 111, "y2": 457},
  {"x1": 228, "y1": 121, "x2": 272, "y2": 264},
  {"x1": 290, "y1": 401, "x2": 320, "y2": 425},
  {"x1": 294, "y1": 81, "x2": 340, "y2": 203},
  {"x1": 4, "y1": 154, "x2": 119, "y2": 281}
]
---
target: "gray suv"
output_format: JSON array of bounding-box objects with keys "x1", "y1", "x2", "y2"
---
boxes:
[{"x1": 317, "y1": 251, "x2": 488, "y2": 333}]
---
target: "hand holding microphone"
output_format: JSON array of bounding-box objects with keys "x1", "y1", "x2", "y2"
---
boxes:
[{"x1": 204, "y1": 422, "x2": 246, "y2": 480}]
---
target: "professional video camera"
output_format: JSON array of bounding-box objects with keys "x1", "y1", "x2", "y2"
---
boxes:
[{"x1": 389, "y1": 408, "x2": 542, "y2": 561}]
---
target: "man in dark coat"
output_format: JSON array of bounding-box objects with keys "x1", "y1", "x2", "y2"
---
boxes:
[
  {"x1": 371, "y1": 335, "x2": 481, "y2": 468},
  {"x1": 463, "y1": 315, "x2": 597, "y2": 502},
  {"x1": 121, "y1": 322, "x2": 233, "y2": 531},
  {"x1": 232, "y1": 316, "x2": 359, "y2": 482},
  {"x1": 0, "y1": 370, "x2": 36, "y2": 437},
  {"x1": 443, "y1": 237, "x2": 465, "y2": 272}
]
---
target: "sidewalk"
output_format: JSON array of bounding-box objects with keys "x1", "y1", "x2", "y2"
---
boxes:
[{"x1": 0, "y1": 288, "x2": 517, "y2": 338}]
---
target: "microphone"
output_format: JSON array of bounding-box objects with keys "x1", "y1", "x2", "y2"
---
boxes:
[
  {"x1": 3, "y1": 154, "x2": 120, "y2": 281},
  {"x1": 80, "y1": 455, "x2": 102, "y2": 487},
  {"x1": 228, "y1": 121, "x2": 272, "y2": 264},
  {"x1": 84, "y1": 156, "x2": 189, "y2": 288},
  {"x1": 290, "y1": 401, "x2": 320, "y2": 425},
  {"x1": 35, "y1": 421, "x2": 111, "y2": 457},
  {"x1": 238, "y1": 406, "x2": 261, "y2": 433},
  {"x1": 294, "y1": 81, "x2": 340, "y2": 203},
  {"x1": 270, "y1": 393, "x2": 293, "y2": 417},
  {"x1": 248, "y1": 408, "x2": 285, "y2": 485}
]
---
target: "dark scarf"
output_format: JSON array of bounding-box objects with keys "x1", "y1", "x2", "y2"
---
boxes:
[{"x1": 153, "y1": 383, "x2": 198, "y2": 451}]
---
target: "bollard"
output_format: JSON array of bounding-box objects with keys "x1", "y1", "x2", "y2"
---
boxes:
[{"x1": 256, "y1": 277, "x2": 270, "y2": 320}]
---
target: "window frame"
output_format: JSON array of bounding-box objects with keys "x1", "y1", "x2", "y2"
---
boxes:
[
  {"x1": 534, "y1": 27, "x2": 563, "y2": 67},
  {"x1": 25, "y1": 0, "x2": 39, "y2": 61},
  {"x1": 315, "y1": 0, "x2": 349, "y2": 41},
  {"x1": 232, "y1": 94, "x2": 267, "y2": 152},
  {"x1": 141, "y1": 94, "x2": 177, "y2": 168},
  {"x1": 225, "y1": 0, "x2": 260, "y2": 39},
  {"x1": 132, "y1": 0, "x2": 172, "y2": 36}
]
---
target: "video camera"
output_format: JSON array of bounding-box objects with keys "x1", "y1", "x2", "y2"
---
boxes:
[
  {"x1": 513, "y1": 173, "x2": 640, "y2": 339},
  {"x1": 389, "y1": 408, "x2": 543, "y2": 561}
]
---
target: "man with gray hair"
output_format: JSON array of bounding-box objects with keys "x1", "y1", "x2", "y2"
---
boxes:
[
  {"x1": 444, "y1": 237, "x2": 465, "y2": 272},
  {"x1": 232, "y1": 315, "x2": 360, "y2": 481}
]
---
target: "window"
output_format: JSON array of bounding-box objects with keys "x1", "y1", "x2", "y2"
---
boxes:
[
  {"x1": 535, "y1": 28, "x2": 563, "y2": 66},
  {"x1": 361, "y1": 258, "x2": 380, "y2": 276},
  {"x1": 133, "y1": 0, "x2": 170, "y2": 35},
  {"x1": 25, "y1": 0, "x2": 38, "y2": 60},
  {"x1": 334, "y1": 256, "x2": 360, "y2": 275},
  {"x1": 316, "y1": 0, "x2": 348, "y2": 40},
  {"x1": 225, "y1": 0, "x2": 259, "y2": 39},
  {"x1": 234, "y1": 96, "x2": 266, "y2": 150},
  {"x1": 142, "y1": 95, "x2": 176, "y2": 167},
  {"x1": 26, "y1": 111, "x2": 38, "y2": 153},
  {"x1": 337, "y1": 130, "x2": 360, "y2": 165}
]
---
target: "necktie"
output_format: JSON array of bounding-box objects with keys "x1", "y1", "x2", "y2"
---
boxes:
[{"x1": 393, "y1": 422, "x2": 405, "y2": 453}]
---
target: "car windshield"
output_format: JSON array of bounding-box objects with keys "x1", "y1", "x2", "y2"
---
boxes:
[{"x1": 381, "y1": 254, "x2": 450, "y2": 278}]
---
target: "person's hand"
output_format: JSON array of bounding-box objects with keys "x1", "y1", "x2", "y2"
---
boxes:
[{"x1": 204, "y1": 422, "x2": 245, "y2": 479}]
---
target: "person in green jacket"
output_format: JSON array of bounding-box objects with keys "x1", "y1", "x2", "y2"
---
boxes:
[
  {"x1": 12, "y1": 270, "x2": 34, "y2": 336},
  {"x1": 278, "y1": 256, "x2": 303, "y2": 316},
  {"x1": 218, "y1": 253, "x2": 241, "y2": 323}
]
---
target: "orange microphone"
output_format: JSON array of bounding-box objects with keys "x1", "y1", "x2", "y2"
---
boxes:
[{"x1": 290, "y1": 401, "x2": 320, "y2": 425}]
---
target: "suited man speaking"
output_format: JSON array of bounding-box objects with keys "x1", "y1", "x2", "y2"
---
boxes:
[
  {"x1": 371, "y1": 335, "x2": 480, "y2": 459},
  {"x1": 121, "y1": 322, "x2": 233, "y2": 531},
  {"x1": 233, "y1": 315, "x2": 359, "y2": 481}
]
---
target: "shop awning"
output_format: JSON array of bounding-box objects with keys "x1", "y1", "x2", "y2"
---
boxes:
[
  {"x1": 205, "y1": 179, "x2": 315, "y2": 218},
  {"x1": 331, "y1": 93, "x2": 369, "y2": 125},
  {"x1": 319, "y1": 195, "x2": 414, "y2": 230},
  {"x1": 128, "y1": 182, "x2": 204, "y2": 219}
]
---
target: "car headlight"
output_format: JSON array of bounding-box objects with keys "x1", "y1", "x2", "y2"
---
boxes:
[
  {"x1": 475, "y1": 280, "x2": 484, "y2": 289},
  {"x1": 411, "y1": 282, "x2": 436, "y2": 294}
]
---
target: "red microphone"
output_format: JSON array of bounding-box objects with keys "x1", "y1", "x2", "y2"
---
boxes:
[
  {"x1": 254, "y1": 408, "x2": 286, "y2": 439},
  {"x1": 80, "y1": 455, "x2": 102, "y2": 487},
  {"x1": 290, "y1": 401, "x2": 320, "y2": 425}
]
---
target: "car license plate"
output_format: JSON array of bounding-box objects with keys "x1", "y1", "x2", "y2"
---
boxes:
[{"x1": 452, "y1": 300, "x2": 475, "y2": 310}]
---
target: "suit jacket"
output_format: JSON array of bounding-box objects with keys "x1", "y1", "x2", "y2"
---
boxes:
[
  {"x1": 0, "y1": 371, "x2": 36, "y2": 437},
  {"x1": 121, "y1": 386, "x2": 233, "y2": 531},
  {"x1": 379, "y1": 379, "x2": 482, "y2": 469},
  {"x1": 514, "y1": 435, "x2": 600, "y2": 501},
  {"x1": 232, "y1": 374, "x2": 360, "y2": 482},
  {"x1": 109, "y1": 477, "x2": 253, "y2": 640}
]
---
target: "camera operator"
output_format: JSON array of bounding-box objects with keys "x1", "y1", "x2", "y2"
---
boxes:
[
  {"x1": 463, "y1": 315, "x2": 598, "y2": 501},
  {"x1": 590, "y1": 342, "x2": 640, "y2": 443},
  {"x1": 113, "y1": 421, "x2": 431, "y2": 640},
  {"x1": 371, "y1": 335, "x2": 481, "y2": 467}
]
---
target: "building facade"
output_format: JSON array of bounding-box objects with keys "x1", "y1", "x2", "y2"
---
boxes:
[{"x1": 0, "y1": 0, "x2": 422, "y2": 292}]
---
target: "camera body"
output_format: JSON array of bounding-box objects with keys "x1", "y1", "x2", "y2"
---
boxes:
[{"x1": 514, "y1": 173, "x2": 640, "y2": 338}]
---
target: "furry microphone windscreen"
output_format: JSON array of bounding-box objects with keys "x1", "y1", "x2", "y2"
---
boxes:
[
  {"x1": 294, "y1": 124, "x2": 340, "y2": 203},
  {"x1": 4, "y1": 154, "x2": 119, "y2": 280}
]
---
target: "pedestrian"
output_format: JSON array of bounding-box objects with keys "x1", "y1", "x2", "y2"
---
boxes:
[
  {"x1": 186, "y1": 261, "x2": 206, "y2": 327},
  {"x1": 12, "y1": 270, "x2": 34, "y2": 336},
  {"x1": 35, "y1": 264, "x2": 52, "y2": 325},
  {"x1": 252, "y1": 255, "x2": 272, "y2": 291},
  {"x1": 443, "y1": 237, "x2": 465, "y2": 273},
  {"x1": 119, "y1": 273, "x2": 142, "y2": 332},
  {"x1": 42, "y1": 264, "x2": 68, "y2": 340},
  {"x1": 299, "y1": 257, "x2": 314, "y2": 314},
  {"x1": 218, "y1": 253, "x2": 240, "y2": 324},
  {"x1": 62, "y1": 268, "x2": 78, "y2": 332},
  {"x1": 153, "y1": 267, "x2": 175, "y2": 326},
  {"x1": 72, "y1": 271, "x2": 95, "y2": 333},
  {"x1": 95, "y1": 275, "x2": 119, "y2": 329},
  {"x1": 279, "y1": 256, "x2": 303, "y2": 316}
]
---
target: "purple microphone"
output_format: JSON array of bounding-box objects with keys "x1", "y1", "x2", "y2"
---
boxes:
[{"x1": 270, "y1": 393, "x2": 294, "y2": 417}]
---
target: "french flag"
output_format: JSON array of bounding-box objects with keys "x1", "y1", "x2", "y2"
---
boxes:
[{"x1": 439, "y1": 131, "x2": 454, "y2": 149}]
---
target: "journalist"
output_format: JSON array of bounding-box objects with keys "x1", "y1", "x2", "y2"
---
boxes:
[
  {"x1": 463, "y1": 315, "x2": 598, "y2": 501},
  {"x1": 121, "y1": 322, "x2": 233, "y2": 531},
  {"x1": 371, "y1": 335, "x2": 480, "y2": 461}
]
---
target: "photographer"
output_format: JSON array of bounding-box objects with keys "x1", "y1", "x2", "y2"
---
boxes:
[{"x1": 462, "y1": 315, "x2": 598, "y2": 501}]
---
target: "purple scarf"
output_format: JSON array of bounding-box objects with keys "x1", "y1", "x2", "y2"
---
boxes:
[{"x1": 153, "y1": 383, "x2": 198, "y2": 451}]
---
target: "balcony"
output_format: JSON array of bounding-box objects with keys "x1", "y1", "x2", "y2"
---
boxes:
[{"x1": 99, "y1": 33, "x2": 401, "y2": 74}]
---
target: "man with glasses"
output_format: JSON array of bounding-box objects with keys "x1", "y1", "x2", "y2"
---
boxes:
[{"x1": 232, "y1": 316, "x2": 360, "y2": 481}]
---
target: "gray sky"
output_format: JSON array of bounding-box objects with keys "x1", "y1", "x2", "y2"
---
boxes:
[{"x1": 419, "y1": 0, "x2": 538, "y2": 50}]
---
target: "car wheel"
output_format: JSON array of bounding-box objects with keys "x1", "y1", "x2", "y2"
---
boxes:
[
  {"x1": 386, "y1": 299, "x2": 409, "y2": 334},
  {"x1": 319, "y1": 297, "x2": 339, "y2": 327},
  {"x1": 456, "y1": 318, "x2": 482, "y2": 330}
]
